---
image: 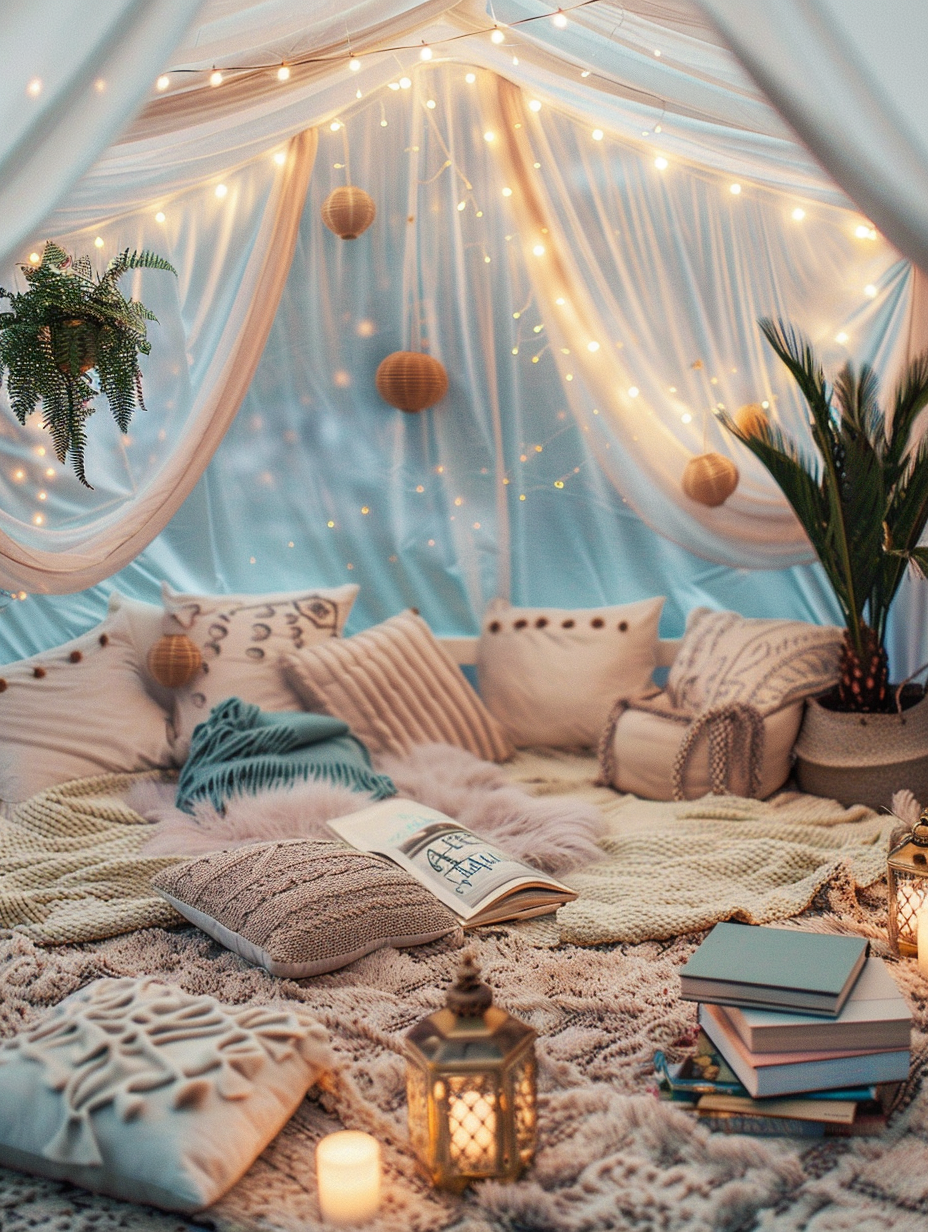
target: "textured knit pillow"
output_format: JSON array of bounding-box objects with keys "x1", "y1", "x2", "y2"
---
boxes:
[
  {"x1": 0, "y1": 606, "x2": 173, "y2": 804},
  {"x1": 283, "y1": 610, "x2": 514, "y2": 761},
  {"x1": 152, "y1": 839, "x2": 460, "y2": 977},
  {"x1": 0, "y1": 976, "x2": 331, "y2": 1213},
  {"x1": 161, "y1": 582, "x2": 359, "y2": 759},
  {"x1": 476, "y1": 596, "x2": 665, "y2": 747},
  {"x1": 666, "y1": 607, "x2": 843, "y2": 716}
]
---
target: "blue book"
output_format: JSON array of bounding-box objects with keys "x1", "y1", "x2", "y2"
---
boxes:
[{"x1": 680, "y1": 923, "x2": 869, "y2": 1016}]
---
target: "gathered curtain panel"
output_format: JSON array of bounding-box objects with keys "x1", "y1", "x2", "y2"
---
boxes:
[
  {"x1": 696, "y1": 0, "x2": 928, "y2": 275},
  {"x1": 0, "y1": 0, "x2": 203, "y2": 270}
]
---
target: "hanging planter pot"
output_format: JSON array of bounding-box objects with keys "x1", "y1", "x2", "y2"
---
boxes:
[
  {"x1": 375, "y1": 351, "x2": 448, "y2": 412},
  {"x1": 681, "y1": 452, "x2": 739, "y2": 506},
  {"x1": 50, "y1": 318, "x2": 99, "y2": 376},
  {"x1": 794, "y1": 689, "x2": 928, "y2": 810},
  {"x1": 321, "y1": 187, "x2": 376, "y2": 239}
]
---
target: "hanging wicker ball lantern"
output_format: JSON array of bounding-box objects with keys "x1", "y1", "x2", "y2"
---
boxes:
[
  {"x1": 375, "y1": 351, "x2": 449, "y2": 413},
  {"x1": 682, "y1": 452, "x2": 739, "y2": 507},
  {"x1": 147, "y1": 634, "x2": 202, "y2": 688},
  {"x1": 321, "y1": 187, "x2": 376, "y2": 239},
  {"x1": 734, "y1": 402, "x2": 768, "y2": 437}
]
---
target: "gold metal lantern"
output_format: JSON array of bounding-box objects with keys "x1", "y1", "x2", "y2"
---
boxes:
[
  {"x1": 404, "y1": 953, "x2": 537, "y2": 1192},
  {"x1": 887, "y1": 816, "x2": 928, "y2": 955}
]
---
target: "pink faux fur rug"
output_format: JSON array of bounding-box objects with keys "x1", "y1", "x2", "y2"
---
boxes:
[{"x1": 135, "y1": 743, "x2": 605, "y2": 875}]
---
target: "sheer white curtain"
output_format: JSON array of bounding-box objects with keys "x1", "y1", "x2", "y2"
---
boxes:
[
  {"x1": 696, "y1": 0, "x2": 928, "y2": 273},
  {"x1": 0, "y1": 0, "x2": 203, "y2": 269}
]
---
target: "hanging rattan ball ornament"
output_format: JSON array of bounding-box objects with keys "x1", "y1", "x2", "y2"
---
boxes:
[
  {"x1": 375, "y1": 351, "x2": 449, "y2": 412},
  {"x1": 682, "y1": 452, "x2": 739, "y2": 507},
  {"x1": 147, "y1": 634, "x2": 202, "y2": 688},
  {"x1": 321, "y1": 187, "x2": 376, "y2": 239},
  {"x1": 734, "y1": 402, "x2": 768, "y2": 437}
]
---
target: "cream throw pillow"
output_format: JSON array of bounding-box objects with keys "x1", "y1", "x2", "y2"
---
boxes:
[
  {"x1": 161, "y1": 582, "x2": 359, "y2": 759},
  {"x1": 0, "y1": 976, "x2": 330, "y2": 1213},
  {"x1": 667, "y1": 607, "x2": 843, "y2": 716},
  {"x1": 477, "y1": 596, "x2": 665, "y2": 747},
  {"x1": 152, "y1": 839, "x2": 460, "y2": 977},
  {"x1": 0, "y1": 606, "x2": 173, "y2": 804},
  {"x1": 284, "y1": 610, "x2": 514, "y2": 761}
]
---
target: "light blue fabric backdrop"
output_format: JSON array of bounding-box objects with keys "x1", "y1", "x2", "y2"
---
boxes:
[{"x1": 0, "y1": 63, "x2": 918, "y2": 673}]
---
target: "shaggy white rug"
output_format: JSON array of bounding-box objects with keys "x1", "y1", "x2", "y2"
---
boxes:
[{"x1": 135, "y1": 743, "x2": 606, "y2": 875}]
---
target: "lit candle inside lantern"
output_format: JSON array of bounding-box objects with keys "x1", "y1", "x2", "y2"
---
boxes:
[
  {"x1": 315, "y1": 1131, "x2": 381, "y2": 1226},
  {"x1": 898, "y1": 882, "x2": 927, "y2": 949},
  {"x1": 918, "y1": 906, "x2": 928, "y2": 980},
  {"x1": 448, "y1": 1090, "x2": 496, "y2": 1167}
]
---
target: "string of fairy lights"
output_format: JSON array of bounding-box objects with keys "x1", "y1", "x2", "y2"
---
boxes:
[{"x1": 7, "y1": 12, "x2": 890, "y2": 591}]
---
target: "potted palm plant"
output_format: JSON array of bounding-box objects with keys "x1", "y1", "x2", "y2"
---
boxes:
[
  {"x1": 0, "y1": 241, "x2": 176, "y2": 488},
  {"x1": 722, "y1": 318, "x2": 928, "y2": 808}
]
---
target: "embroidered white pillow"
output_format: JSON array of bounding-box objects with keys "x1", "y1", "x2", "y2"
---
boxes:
[
  {"x1": 666, "y1": 607, "x2": 843, "y2": 716},
  {"x1": 476, "y1": 597, "x2": 665, "y2": 747},
  {"x1": 0, "y1": 607, "x2": 173, "y2": 804},
  {"x1": 161, "y1": 582, "x2": 359, "y2": 759},
  {"x1": 0, "y1": 977, "x2": 331, "y2": 1213},
  {"x1": 284, "y1": 610, "x2": 514, "y2": 761}
]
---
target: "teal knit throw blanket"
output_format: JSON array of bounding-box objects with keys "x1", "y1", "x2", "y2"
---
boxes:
[{"x1": 176, "y1": 697, "x2": 396, "y2": 815}]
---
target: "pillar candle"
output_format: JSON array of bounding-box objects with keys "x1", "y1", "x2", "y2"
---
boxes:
[
  {"x1": 917, "y1": 905, "x2": 928, "y2": 980},
  {"x1": 316, "y1": 1131, "x2": 381, "y2": 1226}
]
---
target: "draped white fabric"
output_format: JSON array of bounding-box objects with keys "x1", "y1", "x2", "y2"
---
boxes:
[
  {"x1": 0, "y1": 0, "x2": 925, "y2": 675},
  {"x1": 0, "y1": 0, "x2": 203, "y2": 269},
  {"x1": 696, "y1": 0, "x2": 928, "y2": 274}
]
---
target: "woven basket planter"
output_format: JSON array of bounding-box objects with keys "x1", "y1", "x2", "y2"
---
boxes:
[{"x1": 794, "y1": 691, "x2": 928, "y2": 810}]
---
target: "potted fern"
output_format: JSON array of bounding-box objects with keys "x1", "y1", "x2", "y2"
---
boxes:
[
  {"x1": 0, "y1": 241, "x2": 176, "y2": 487},
  {"x1": 722, "y1": 319, "x2": 928, "y2": 807}
]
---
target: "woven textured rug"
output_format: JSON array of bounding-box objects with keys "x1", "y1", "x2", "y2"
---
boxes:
[{"x1": 2, "y1": 872, "x2": 928, "y2": 1232}]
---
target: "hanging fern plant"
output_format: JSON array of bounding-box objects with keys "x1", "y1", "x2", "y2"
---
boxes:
[{"x1": 0, "y1": 241, "x2": 176, "y2": 487}]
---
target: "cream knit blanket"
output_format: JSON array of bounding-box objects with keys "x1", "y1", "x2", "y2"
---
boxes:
[
  {"x1": 506, "y1": 750, "x2": 898, "y2": 945},
  {"x1": 0, "y1": 755, "x2": 898, "y2": 948}
]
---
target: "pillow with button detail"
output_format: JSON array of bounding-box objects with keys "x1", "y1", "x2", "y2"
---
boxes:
[
  {"x1": 0, "y1": 605, "x2": 174, "y2": 804},
  {"x1": 161, "y1": 582, "x2": 359, "y2": 760},
  {"x1": 477, "y1": 596, "x2": 665, "y2": 748}
]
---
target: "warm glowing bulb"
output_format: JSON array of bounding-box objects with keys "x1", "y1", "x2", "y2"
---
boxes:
[
  {"x1": 93, "y1": 236, "x2": 103, "y2": 249},
  {"x1": 156, "y1": 74, "x2": 170, "y2": 91},
  {"x1": 792, "y1": 207, "x2": 806, "y2": 220},
  {"x1": 12, "y1": 470, "x2": 24, "y2": 482},
  {"x1": 215, "y1": 183, "x2": 228, "y2": 198},
  {"x1": 349, "y1": 57, "x2": 361, "y2": 71},
  {"x1": 730, "y1": 183, "x2": 742, "y2": 195},
  {"x1": 587, "y1": 341, "x2": 600, "y2": 352},
  {"x1": 581, "y1": 70, "x2": 590, "y2": 77},
  {"x1": 484, "y1": 131, "x2": 495, "y2": 142},
  {"x1": 555, "y1": 297, "x2": 566, "y2": 305},
  {"x1": 37, "y1": 491, "x2": 46, "y2": 501},
  {"x1": 420, "y1": 44, "x2": 432, "y2": 60},
  {"x1": 502, "y1": 186, "x2": 513, "y2": 197},
  {"x1": 466, "y1": 72, "x2": 476, "y2": 83},
  {"x1": 28, "y1": 252, "x2": 40, "y2": 264},
  {"x1": 654, "y1": 49, "x2": 662, "y2": 57},
  {"x1": 682, "y1": 412, "x2": 692, "y2": 423},
  {"x1": 491, "y1": 27, "x2": 505, "y2": 44},
  {"x1": 553, "y1": 10, "x2": 568, "y2": 28},
  {"x1": 388, "y1": 81, "x2": 400, "y2": 90},
  {"x1": 277, "y1": 64, "x2": 290, "y2": 81},
  {"x1": 836, "y1": 332, "x2": 849, "y2": 344},
  {"x1": 628, "y1": 386, "x2": 640, "y2": 397},
  {"x1": 399, "y1": 77, "x2": 411, "y2": 89},
  {"x1": 457, "y1": 201, "x2": 466, "y2": 211},
  {"x1": 209, "y1": 70, "x2": 223, "y2": 87},
  {"x1": 273, "y1": 151, "x2": 286, "y2": 167},
  {"x1": 27, "y1": 78, "x2": 42, "y2": 97},
  {"x1": 528, "y1": 99, "x2": 541, "y2": 112},
  {"x1": 45, "y1": 467, "x2": 54, "y2": 477},
  {"x1": 654, "y1": 156, "x2": 668, "y2": 170},
  {"x1": 592, "y1": 129, "x2": 603, "y2": 141},
  {"x1": 426, "y1": 99, "x2": 436, "y2": 108},
  {"x1": 655, "y1": 124, "x2": 662, "y2": 133},
  {"x1": 329, "y1": 121, "x2": 341, "y2": 131},
  {"x1": 865, "y1": 284, "x2": 877, "y2": 297},
  {"x1": 155, "y1": 211, "x2": 166, "y2": 222},
  {"x1": 33, "y1": 514, "x2": 44, "y2": 525},
  {"x1": 533, "y1": 243, "x2": 545, "y2": 255}
]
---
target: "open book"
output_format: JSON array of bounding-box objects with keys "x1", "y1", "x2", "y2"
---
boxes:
[{"x1": 327, "y1": 797, "x2": 577, "y2": 928}]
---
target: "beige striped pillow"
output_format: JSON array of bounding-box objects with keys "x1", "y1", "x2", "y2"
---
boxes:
[{"x1": 283, "y1": 610, "x2": 514, "y2": 762}]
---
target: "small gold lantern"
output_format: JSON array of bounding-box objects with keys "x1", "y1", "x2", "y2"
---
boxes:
[
  {"x1": 404, "y1": 953, "x2": 537, "y2": 1191},
  {"x1": 887, "y1": 816, "x2": 928, "y2": 955}
]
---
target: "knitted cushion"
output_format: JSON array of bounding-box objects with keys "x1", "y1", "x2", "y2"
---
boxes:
[
  {"x1": 161, "y1": 582, "x2": 359, "y2": 760},
  {"x1": 477, "y1": 596, "x2": 665, "y2": 747},
  {"x1": 152, "y1": 840, "x2": 460, "y2": 977},
  {"x1": 283, "y1": 610, "x2": 514, "y2": 761},
  {"x1": 667, "y1": 608, "x2": 842, "y2": 716},
  {"x1": 0, "y1": 976, "x2": 330, "y2": 1213},
  {"x1": 0, "y1": 607, "x2": 173, "y2": 804}
]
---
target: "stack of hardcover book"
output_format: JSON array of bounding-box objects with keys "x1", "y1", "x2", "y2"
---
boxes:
[{"x1": 660, "y1": 923, "x2": 912, "y2": 1136}]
